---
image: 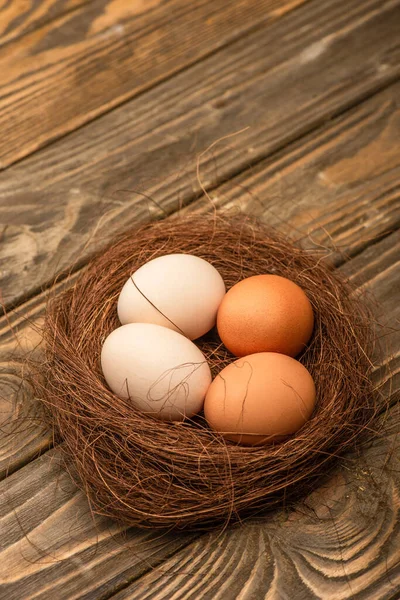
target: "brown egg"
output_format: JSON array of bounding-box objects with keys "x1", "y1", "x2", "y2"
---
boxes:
[
  {"x1": 217, "y1": 274, "x2": 314, "y2": 357},
  {"x1": 204, "y1": 352, "x2": 316, "y2": 445}
]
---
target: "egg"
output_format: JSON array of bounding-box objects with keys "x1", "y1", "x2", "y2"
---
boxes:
[
  {"x1": 101, "y1": 323, "x2": 212, "y2": 421},
  {"x1": 204, "y1": 352, "x2": 316, "y2": 445},
  {"x1": 217, "y1": 274, "x2": 314, "y2": 357},
  {"x1": 117, "y1": 254, "x2": 226, "y2": 340}
]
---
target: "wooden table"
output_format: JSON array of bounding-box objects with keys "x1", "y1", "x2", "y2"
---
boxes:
[{"x1": 1, "y1": 1, "x2": 399, "y2": 598}]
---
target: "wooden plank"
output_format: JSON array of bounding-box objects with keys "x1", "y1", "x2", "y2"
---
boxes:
[
  {"x1": 187, "y1": 80, "x2": 400, "y2": 265},
  {"x1": 0, "y1": 0, "x2": 89, "y2": 47},
  {"x1": 2, "y1": 82, "x2": 400, "y2": 482},
  {"x1": 340, "y1": 231, "x2": 400, "y2": 404},
  {"x1": 107, "y1": 232, "x2": 400, "y2": 600},
  {"x1": 0, "y1": 0, "x2": 306, "y2": 168},
  {"x1": 0, "y1": 229, "x2": 398, "y2": 600},
  {"x1": 0, "y1": 276, "x2": 77, "y2": 480},
  {"x1": 0, "y1": 450, "x2": 196, "y2": 600},
  {"x1": 1, "y1": 0, "x2": 400, "y2": 308}
]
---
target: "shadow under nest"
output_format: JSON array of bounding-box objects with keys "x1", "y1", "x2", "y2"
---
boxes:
[{"x1": 35, "y1": 214, "x2": 379, "y2": 530}]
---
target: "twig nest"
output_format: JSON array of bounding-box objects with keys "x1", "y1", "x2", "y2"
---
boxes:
[{"x1": 38, "y1": 215, "x2": 378, "y2": 529}]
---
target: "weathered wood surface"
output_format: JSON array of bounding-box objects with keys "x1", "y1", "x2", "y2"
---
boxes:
[
  {"x1": 108, "y1": 231, "x2": 400, "y2": 600},
  {"x1": 0, "y1": 0, "x2": 399, "y2": 598},
  {"x1": 0, "y1": 230, "x2": 398, "y2": 600},
  {"x1": 2, "y1": 0, "x2": 400, "y2": 308},
  {"x1": 0, "y1": 277, "x2": 77, "y2": 480},
  {"x1": 342, "y1": 234, "x2": 400, "y2": 406},
  {"x1": 0, "y1": 0, "x2": 306, "y2": 168},
  {"x1": 0, "y1": 0, "x2": 89, "y2": 47},
  {"x1": 0, "y1": 450, "x2": 196, "y2": 600},
  {"x1": 188, "y1": 82, "x2": 400, "y2": 264}
]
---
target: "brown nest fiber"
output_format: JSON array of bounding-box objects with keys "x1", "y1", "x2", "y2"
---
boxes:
[{"x1": 37, "y1": 215, "x2": 378, "y2": 530}]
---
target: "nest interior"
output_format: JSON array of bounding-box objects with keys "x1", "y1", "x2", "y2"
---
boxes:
[{"x1": 37, "y1": 215, "x2": 378, "y2": 529}]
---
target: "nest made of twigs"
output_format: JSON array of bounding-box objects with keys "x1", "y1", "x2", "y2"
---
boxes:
[{"x1": 36, "y1": 215, "x2": 378, "y2": 529}]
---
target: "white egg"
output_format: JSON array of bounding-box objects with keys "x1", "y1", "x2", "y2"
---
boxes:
[
  {"x1": 117, "y1": 254, "x2": 226, "y2": 340},
  {"x1": 101, "y1": 323, "x2": 211, "y2": 421}
]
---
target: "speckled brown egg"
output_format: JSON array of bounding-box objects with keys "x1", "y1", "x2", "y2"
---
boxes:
[
  {"x1": 217, "y1": 274, "x2": 314, "y2": 357},
  {"x1": 204, "y1": 352, "x2": 316, "y2": 445}
]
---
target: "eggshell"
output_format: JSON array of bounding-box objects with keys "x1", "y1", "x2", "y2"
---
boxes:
[
  {"x1": 101, "y1": 323, "x2": 212, "y2": 421},
  {"x1": 217, "y1": 274, "x2": 314, "y2": 357},
  {"x1": 117, "y1": 254, "x2": 226, "y2": 340},
  {"x1": 204, "y1": 352, "x2": 316, "y2": 445}
]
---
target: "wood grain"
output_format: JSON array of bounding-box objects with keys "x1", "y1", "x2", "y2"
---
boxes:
[
  {"x1": 340, "y1": 231, "x2": 400, "y2": 407},
  {"x1": 187, "y1": 81, "x2": 400, "y2": 265},
  {"x1": 0, "y1": 450, "x2": 196, "y2": 600},
  {"x1": 0, "y1": 0, "x2": 306, "y2": 168},
  {"x1": 0, "y1": 276, "x2": 78, "y2": 480},
  {"x1": 0, "y1": 1, "x2": 398, "y2": 598},
  {"x1": 2, "y1": 83, "x2": 400, "y2": 481},
  {"x1": 1, "y1": 0, "x2": 400, "y2": 308},
  {"x1": 0, "y1": 0, "x2": 89, "y2": 47},
  {"x1": 108, "y1": 232, "x2": 400, "y2": 600}
]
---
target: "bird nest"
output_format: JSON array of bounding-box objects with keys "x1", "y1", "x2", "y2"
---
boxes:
[{"x1": 36, "y1": 215, "x2": 378, "y2": 529}]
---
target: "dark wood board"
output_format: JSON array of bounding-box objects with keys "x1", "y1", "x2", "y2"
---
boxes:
[
  {"x1": 0, "y1": 449, "x2": 196, "y2": 600},
  {"x1": 187, "y1": 81, "x2": 400, "y2": 264},
  {"x1": 0, "y1": 230, "x2": 398, "y2": 600},
  {"x1": 1, "y1": 80, "x2": 400, "y2": 483},
  {"x1": 109, "y1": 231, "x2": 400, "y2": 600},
  {"x1": 0, "y1": 0, "x2": 90, "y2": 47},
  {"x1": 0, "y1": 0, "x2": 306, "y2": 167},
  {"x1": 0, "y1": 277, "x2": 76, "y2": 480},
  {"x1": 1, "y1": 0, "x2": 400, "y2": 308}
]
